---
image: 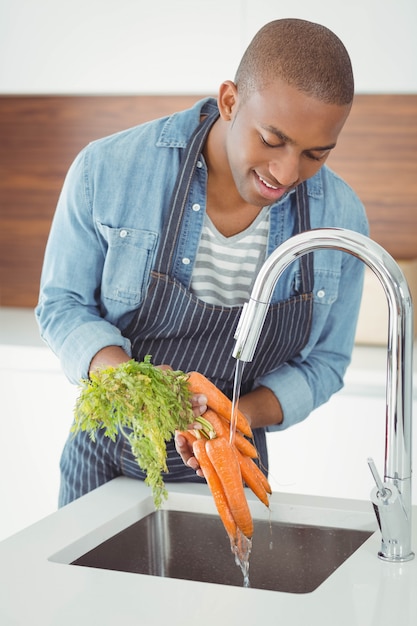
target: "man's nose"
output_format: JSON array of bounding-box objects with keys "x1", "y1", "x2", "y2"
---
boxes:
[{"x1": 269, "y1": 154, "x2": 300, "y2": 188}]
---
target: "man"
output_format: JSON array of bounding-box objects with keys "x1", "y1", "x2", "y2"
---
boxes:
[{"x1": 36, "y1": 19, "x2": 368, "y2": 504}]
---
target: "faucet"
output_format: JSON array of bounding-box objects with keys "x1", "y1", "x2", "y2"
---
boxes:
[{"x1": 233, "y1": 227, "x2": 414, "y2": 562}]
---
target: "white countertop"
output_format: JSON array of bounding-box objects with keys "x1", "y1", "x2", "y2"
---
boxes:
[{"x1": 0, "y1": 477, "x2": 416, "y2": 626}]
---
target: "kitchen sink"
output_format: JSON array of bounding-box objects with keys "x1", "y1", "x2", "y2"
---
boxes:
[{"x1": 50, "y1": 498, "x2": 375, "y2": 594}]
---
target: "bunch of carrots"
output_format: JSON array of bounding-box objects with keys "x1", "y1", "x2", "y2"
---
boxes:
[{"x1": 179, "y1": 371, "x2": 272, "y2": 543}]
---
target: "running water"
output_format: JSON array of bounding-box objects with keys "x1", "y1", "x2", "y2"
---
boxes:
[
  {"x1": 229, "y1": 359, "x2": 252, "y2": 586},
  {"x1": 230, "y1": 530, "x2": 252, "y2": 588}
]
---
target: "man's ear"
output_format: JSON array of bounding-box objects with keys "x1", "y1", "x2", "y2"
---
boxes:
[{"x1": 217, "y1": 80, "x2": 239, "y2": 121}]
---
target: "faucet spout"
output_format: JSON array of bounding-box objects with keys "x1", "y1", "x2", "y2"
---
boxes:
[{"x1": 233, "y1": 227, "x2": 414, "y2": 562}]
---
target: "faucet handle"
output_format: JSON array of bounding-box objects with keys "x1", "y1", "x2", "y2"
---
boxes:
[
  {"x1": 368, "y1": 457, "x2": 415, "y2": 561},
  {"x1": 367, "y1": 457, "x2": 390, "y2": 502}
]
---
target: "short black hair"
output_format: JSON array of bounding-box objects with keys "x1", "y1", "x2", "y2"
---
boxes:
[{"x1": 235, "y1": 18, "x2": 354, "y2": 106}]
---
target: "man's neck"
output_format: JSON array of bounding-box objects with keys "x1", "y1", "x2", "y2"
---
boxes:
[{"x1": 203, "y1": 119, "x2": 263, "y2": 237}]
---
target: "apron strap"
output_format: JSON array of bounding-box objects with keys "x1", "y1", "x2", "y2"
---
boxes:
[
  {"x1": 155, "y1": 111, "x2": 219, "y2": 273},
  {"x1": 294, "y1": 181, "x2": 314, "y2": 294}
]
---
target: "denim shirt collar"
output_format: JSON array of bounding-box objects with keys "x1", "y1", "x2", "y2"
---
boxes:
[{"x1": 156, "y1": 97, "x2": 218, "y2": 149}]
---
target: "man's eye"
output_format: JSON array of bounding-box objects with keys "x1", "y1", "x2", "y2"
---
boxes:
[
  {"x1": 306, "y1": 151, "x2": 329, "y2": 162},
  {"x1": 260, "y1": 135, "x2": 281, "y2": 148}
]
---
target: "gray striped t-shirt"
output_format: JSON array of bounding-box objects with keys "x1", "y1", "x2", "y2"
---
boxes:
[{"x1": 191, "y1": 206, "x2": 270, "y2": 306}]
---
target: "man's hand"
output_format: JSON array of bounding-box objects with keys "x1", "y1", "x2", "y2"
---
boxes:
[
  {"x1": 174, "y1": 430, "x2": 204, "y2": 477},
  {"x1": 175, "y1": 385, "x2": 283, "y2": 476},
  {"x1": 175, "y1": 392, "x2": 207, "y2": 477},
  {"x1": 190, "y1": 392, "x2": 208, "y2": 418}
]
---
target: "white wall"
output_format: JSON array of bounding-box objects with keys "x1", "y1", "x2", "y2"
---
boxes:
[{"x1": 0, "y1": 0, "x2": 416, "y2": 94}]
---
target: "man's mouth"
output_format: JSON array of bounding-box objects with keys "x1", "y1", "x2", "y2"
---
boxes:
[
  {"x1": 257, "y1": 173, "x2": 279, "y2": 190},
  {"x1": 255, "y1": 172, "x2": 288, "y2": 201}
]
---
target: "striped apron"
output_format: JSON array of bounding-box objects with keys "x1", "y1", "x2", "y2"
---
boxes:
[{"x1": 58, "y1": 112, "x2": 314, "y2": 506}]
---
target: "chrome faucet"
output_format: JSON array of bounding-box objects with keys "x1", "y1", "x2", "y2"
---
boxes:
[{"x1": 233, "y1": 227, "x2": 414, "y2": 562}]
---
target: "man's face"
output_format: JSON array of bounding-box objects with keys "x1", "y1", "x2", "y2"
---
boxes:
[{"x1": 222, "y1": 79, "x2": 351, "y2": 207}]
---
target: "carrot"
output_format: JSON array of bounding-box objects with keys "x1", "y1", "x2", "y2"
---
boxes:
[
  {"x1": 205, "y1": 436, "x2": 254, "y2": 538},
  {"x1": 192, "y1": 438, "x2": 237, "y2": 541},
  {"x1": 187, "y1": 371, "x2": 252, "y2": 438},
  {"x1": 197, "y1": 408, "x2": 225, "y2": 438},
  {"x1": 234, "y1": 431, "x2": 258, "y2": 459},
  {"x1": 202, "y1": 410, "x2": 258, "y2": 459},
  {"x1": 243, "y1": 451, "x2": 272, "y2": 495},
  {"x1": 236, "y1": 450, "x2": 271, "y2": 508}
]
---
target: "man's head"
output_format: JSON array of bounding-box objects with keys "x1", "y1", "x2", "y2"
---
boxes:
[
  {"x1": 234, "y1": 18, "x2": 354, "y2": 106},
  {"x1": 211, "y1": 19, "x2": 354, "y2": 208}
]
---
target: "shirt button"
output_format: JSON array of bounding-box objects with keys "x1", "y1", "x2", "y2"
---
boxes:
[
  {"x1": 182, "y1": 257, "x2": 191, "y2": 265},
  {"x1": 192, "y1": 203, "x2": 201, "y2": 212},
  {"x1": 196, "y1": 160, "x2": 203, "y2": 168},
  {"x1": 317, "y1": 289, "x2": 325, "y2": 298},
  {"x1": 120, "y1": 229, "x2": 128, "y2": 238}
]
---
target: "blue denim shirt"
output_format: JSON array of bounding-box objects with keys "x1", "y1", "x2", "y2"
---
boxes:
[{"x1": 36, "y1": 98, "x2": 369, "y2": 430}]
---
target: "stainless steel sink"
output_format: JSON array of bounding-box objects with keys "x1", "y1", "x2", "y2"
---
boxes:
[{"x1": 68, "y1": 509, "x2": 373, "y2": 593}]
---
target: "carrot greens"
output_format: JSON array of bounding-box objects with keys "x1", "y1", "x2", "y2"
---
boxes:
[{"x1": 72, "y1": 356, "x2": 195, "y2": 507}]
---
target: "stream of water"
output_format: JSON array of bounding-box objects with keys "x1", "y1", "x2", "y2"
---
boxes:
[{"x1": 229, "y1": 359, "x2": 252, "y2": 586}]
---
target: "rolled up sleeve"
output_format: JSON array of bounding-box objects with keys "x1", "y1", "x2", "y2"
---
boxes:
[{"x1": 256, "y1": 364, "x2": 314, "y2": 431}]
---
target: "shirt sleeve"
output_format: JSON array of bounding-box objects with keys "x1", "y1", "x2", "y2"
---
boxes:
[
  {"x1": 35, "y1": 148, "x2": 132, "y2": 384},
  {"x1": 257, "y1": 194, "x2": 369, "y2": 431}
]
